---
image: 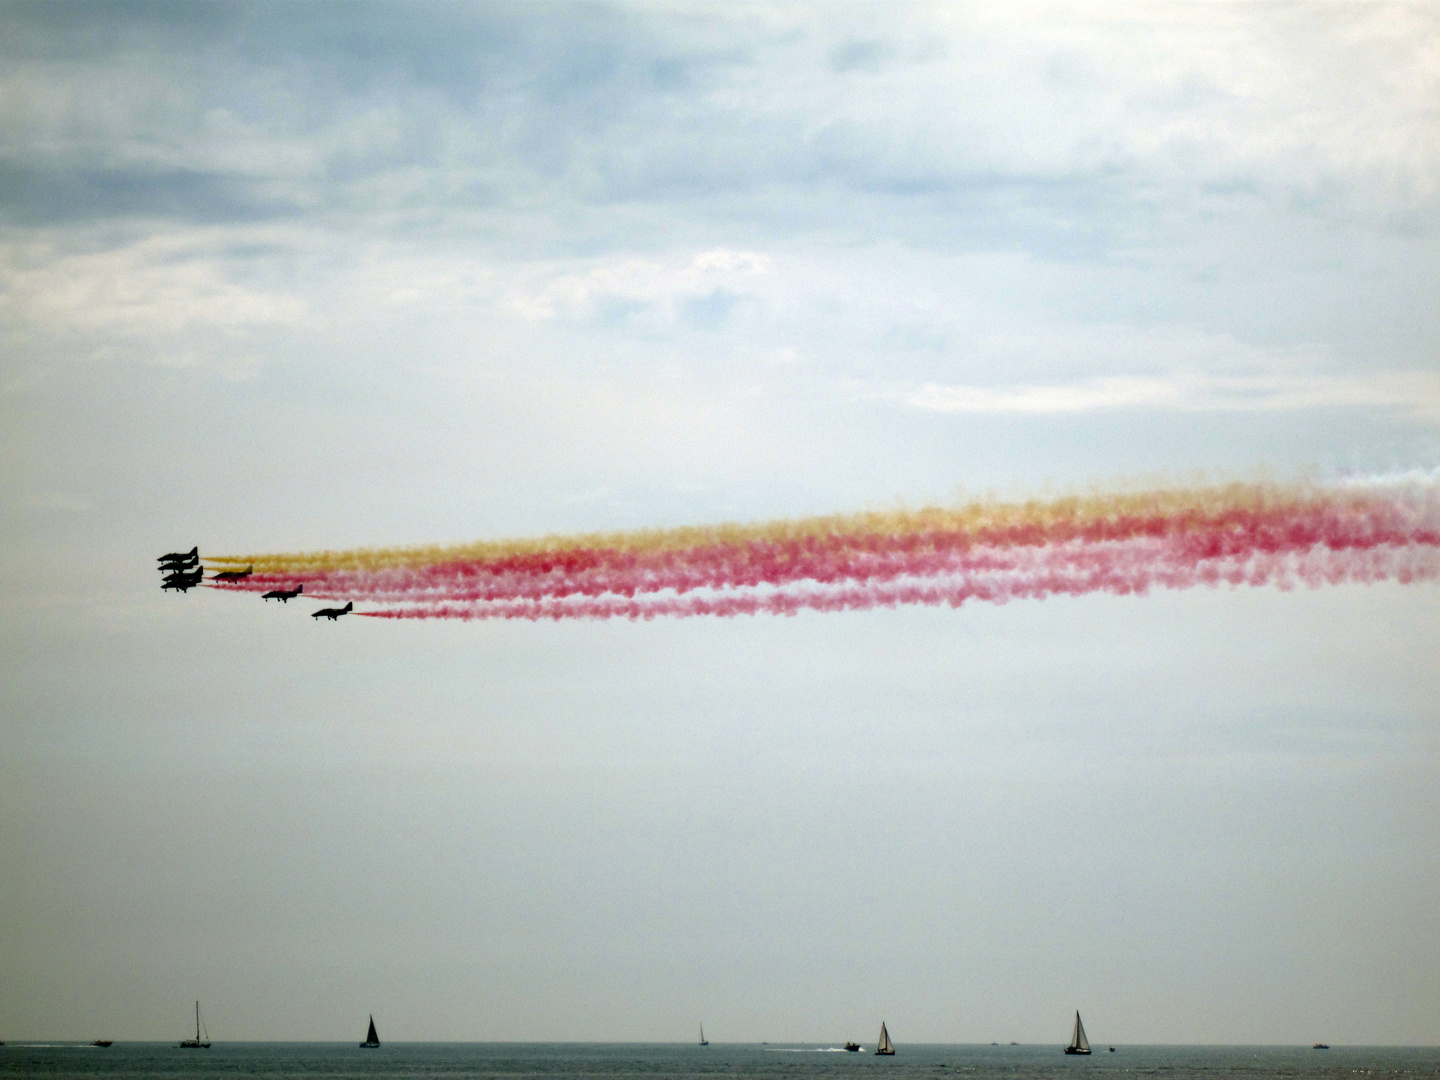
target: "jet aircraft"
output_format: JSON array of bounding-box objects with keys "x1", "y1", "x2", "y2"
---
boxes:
[
  {"x1": 212, "y1": 564, "x2": 253, "y2": 582},
  {"x1": 158, "y1": 547, "x2": 198, "y2": 564},
  {"x1": 161, "y1": 569, "x2": 205, "y2": 593},
  {"x1": 311, "y1": 601, "x2": 354, "y2": 620},
  {"x1": 262, "y1": 584, "x2": 304, "y2": 602}
]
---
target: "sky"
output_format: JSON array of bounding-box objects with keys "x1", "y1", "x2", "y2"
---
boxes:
[{"x1": 2, "y1": 0, "x2": 1439, "y2": 1046}]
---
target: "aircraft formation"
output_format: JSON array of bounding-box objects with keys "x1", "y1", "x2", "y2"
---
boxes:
[
  {"x1": 157, "y1": 547, "x2": 352, "y2": 620},
  {"x1": 157, "y1": 547, "x2": 203, "y2": 592}
]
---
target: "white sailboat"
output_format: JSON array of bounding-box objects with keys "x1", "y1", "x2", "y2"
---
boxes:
[
  {"x1": 179, "y1": 1001, "x2": 210, "y2": 1049},
  {"x1": 875, "y1": 1021, "x2": 895, "y2": 1056},
  {"x1": 699, "y1": 1023, "x2": 709, "y2": 1046},
  {"x1": 1064, "y1": 1011, "x2": 1091, "y2": 1055}
]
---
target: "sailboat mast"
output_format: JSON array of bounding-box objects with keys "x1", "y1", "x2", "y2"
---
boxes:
[{"x1": 195, "y1": 1001, "x2": 200, "y2": 1042}]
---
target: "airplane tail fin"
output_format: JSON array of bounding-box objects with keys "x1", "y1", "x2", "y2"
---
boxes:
[
  {"x1": 344, "y1": 601, "x2": 353, "y2": 612},
  {"x1": 296, "y1": 584, "x2": 304, "y2": 595}
]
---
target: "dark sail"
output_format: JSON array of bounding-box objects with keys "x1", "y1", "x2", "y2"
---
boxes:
[{"x1": 361, "y1": 1015, "x2": 380, "y2": 1048}]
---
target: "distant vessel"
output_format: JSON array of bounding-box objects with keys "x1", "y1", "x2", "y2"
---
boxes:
[
  {"x1": 844, "y1": 1042, "x2": 861, "y2": 1051},
  {"x1": 1064, "y1": 1012, "x2": 1091, "y2": 1055},
  {"x1": 360, "y1": 1015, "x2": 380, "y2": 1048},
  {"x1": 179, "y1": 1001, "x2": 210, "y2": 1049},
  {"x1": 875, "y1": 1022, "x2": 895, "y2": 1056},
  {"x1": 699, "y1": 1023, "x2": 708, "y2": 1046},
  {"x1": 91, "y1": 1040, "x2": 113, "y2": 1048},
  {"x1": 1313, "y1": 1044, "x2": 1330, "y2": 1050}
]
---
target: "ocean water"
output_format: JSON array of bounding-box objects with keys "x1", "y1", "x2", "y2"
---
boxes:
[{"x1": 1, "y1": 1043, "x2": 1437, "y2": 1080}]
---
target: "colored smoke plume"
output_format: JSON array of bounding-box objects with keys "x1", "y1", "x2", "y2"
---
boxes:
[{"x1": 206, "y1": 477, "x2": 1440, "y2": 621}]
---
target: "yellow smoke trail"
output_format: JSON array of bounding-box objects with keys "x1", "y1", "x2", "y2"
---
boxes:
[{"x1": 207, "y1": 479, "x2": 1381, "y2": 573}]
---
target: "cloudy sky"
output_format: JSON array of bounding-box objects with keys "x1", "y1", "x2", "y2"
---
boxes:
[{"x1": 2, "y1": 0, "x2": 1438, "y2": 1045}]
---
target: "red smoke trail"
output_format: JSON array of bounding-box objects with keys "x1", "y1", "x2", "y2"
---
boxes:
[
  {"x1": 356, "y1": 541, "x2": 1439, "y2": 622},
  {"x1": 208, "y1": 478, "x2": 1440, "y2": 620}
]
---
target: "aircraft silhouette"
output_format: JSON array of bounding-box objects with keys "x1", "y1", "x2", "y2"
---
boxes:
[
  {"x1": 311, "y1": 601, "x2": 354, "y2": 621},
  {"x1": 262, "y1": 584, "x2": 303, "y2": 602},
  {"x1": 212, "y1": 565, "x2": 253, "y2": 582},
  {"x1": 158, "y1": 547, "x2": 198, "y2": 564},
  {"x1": 161, "y1": 569, "x2": 205, "y2": 592}
]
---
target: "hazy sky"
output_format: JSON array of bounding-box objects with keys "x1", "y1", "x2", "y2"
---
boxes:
[{"x1": 2, "y1": 1, "x2": 1438, "y2": 1045}]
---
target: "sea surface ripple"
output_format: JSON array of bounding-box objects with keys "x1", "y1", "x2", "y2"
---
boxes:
[{"x1": 3, "y1": 1043, "x2": 1438, "y2": 1080}]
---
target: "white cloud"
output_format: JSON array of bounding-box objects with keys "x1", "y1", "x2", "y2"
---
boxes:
[
  {"x1": 505, "y1": 248, "x2": 769, "y2": 323},
  {"x1": 7, "y1": 4, "x2": 1433, "y2": 238},
  {"x1": 1338, "y1": 465, "x2": 1440, "y2": 489},
  {"x1": 0, "y1": 228, "x2": 308, "y2": 339},
  {"x1": 902, "y1": 370, "x2": 1440, "y2": 422}
]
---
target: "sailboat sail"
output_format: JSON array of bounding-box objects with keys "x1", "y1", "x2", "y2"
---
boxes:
[
  {"x1": 699, "y1": 1024, "x2": 708, "y2": 1046},
  {"x1": 361, "y1": 1014, "x2": 380, "y2": 1048},
  {"x1": 1070, "y1": 1012, "x2": 1090, "y2": 1053},
  {"x1": 876, "y1": 1021, "x2": 895, "y2": 1055}
]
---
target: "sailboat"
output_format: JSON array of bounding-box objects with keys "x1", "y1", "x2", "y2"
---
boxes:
[
  {"x1": 875, "y1": 1021, "x2": 895, "y2": 1056},
  {"x1": 699, "y1": 1023, "x2": 709, "y2": 1046},
  {"x1": 360, "y1": 1014, "x2": 380, "y2": 1049},
  {"x1": 179, "y1": 1001, "x2": 210, "y2": 1048},
  {"x1": 1064, "y1": 1011, "x2": 1091, "y2": 1055}
]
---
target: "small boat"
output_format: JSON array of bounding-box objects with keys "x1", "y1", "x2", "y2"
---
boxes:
[
  {"x1": 360, "y1": 1014, "x2": 380, "y2": 1048},
  {"x1": 1313, "y1": 1044, "x2": 1330, "y2": 1050},
  {"x1": 875, "y1": 1022, "x2": 895, "y2": 1056},
  {"x1": 844, "y1": 1042, "x2": 861, "y2": 1051},
  {"x1": 1064, "y1": 1011, "x2": 1091, "y2": 1055},
  {"x1": 699, "y1": 1023, "x2": 708, "y2": 1046},
  {"x1": 179, "y1": 1001, "x2": 210, "y2": 1049},
  {"x1": 91, "y1": 1040, "x2": 113, "y2": 1048}
]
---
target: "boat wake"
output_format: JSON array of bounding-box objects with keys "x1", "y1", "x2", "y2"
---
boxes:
[{"x1": 765, "y1": 1047, "x2": 862, "y2": 1052}]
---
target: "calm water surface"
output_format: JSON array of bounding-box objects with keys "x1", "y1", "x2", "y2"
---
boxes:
[{"x1": 2, "y1": 1043, "x2": 1436, "y2": 1080}]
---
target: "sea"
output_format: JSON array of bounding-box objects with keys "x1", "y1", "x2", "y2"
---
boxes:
[{"x1": 2, "y1": 1043, "x2": 1438, "y2": 1080}]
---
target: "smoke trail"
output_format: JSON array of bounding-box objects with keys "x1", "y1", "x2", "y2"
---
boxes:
[{"x1": 206, "y1": 477, "x2": 1440, "y2": 621}]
